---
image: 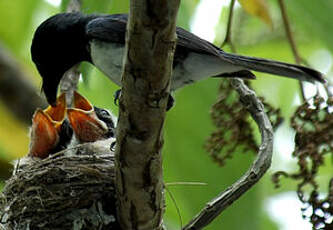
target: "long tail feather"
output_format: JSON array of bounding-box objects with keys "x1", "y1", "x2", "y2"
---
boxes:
[{"x1": 221, "y1": 52, "x2": 326, "y2": 83}]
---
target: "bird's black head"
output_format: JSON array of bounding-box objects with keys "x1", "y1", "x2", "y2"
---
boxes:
[
  {"x1": 94, "y1": 106, "x2": 116, "y2": 138},
  {"x1": 31, "y1": 13, "x2": 96, "y2": 105}
]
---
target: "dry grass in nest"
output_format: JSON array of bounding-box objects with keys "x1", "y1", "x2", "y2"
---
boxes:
[{"x1": 0, "y1": 140, "x2": 119, "y2": 230}]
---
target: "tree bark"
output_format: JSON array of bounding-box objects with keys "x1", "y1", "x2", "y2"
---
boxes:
[{"x1": 115, "y1": 1, "x2": 180, "y2": 229}]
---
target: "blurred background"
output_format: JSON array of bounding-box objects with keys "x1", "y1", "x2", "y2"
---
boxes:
[{"x1": 0, "y1": 0, "x2": 332, "y2": 229}]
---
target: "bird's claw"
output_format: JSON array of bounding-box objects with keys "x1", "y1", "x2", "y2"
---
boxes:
[
  {"x1": 110, "y1": 141, "x2": 116, "y2": 151},
  {"x1": 167, "y1": 94, "x2": 175, "y2": 111},
  {"x1": 114, "y1": 89, "x2": 121, "y2": 106}
]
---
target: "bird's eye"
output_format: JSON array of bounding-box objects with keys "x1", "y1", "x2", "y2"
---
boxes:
[{"x1": 99, "y1": 109, "x2": 109, "y2": 117}]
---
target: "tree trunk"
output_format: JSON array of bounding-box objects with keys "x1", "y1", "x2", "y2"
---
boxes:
[{"x1": 0, "y1": 0, "x2": 181, "y2": 229}]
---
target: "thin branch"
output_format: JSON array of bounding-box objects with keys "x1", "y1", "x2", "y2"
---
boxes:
[
  {"x1": 183, "y1": 3, "x2": 273, "y2": 229},
  {"x1": 0, "y1": 43, "x2": 47, "y2": 124},
  {"x1": 165, "y1": 182, "x2": 207, "y2": 187},
  {"x1": 278, "y1": 0, "x2": 306, "y2": 101},
  {"x1": 165, "y1": 185, "x2": 183, "y2": 229},
  {"x1": 278, "y1": 0, "x2": 301, "y2": 64},
  {"x1": 115, "y1": 1, "x2": 180, "y2": 229},
  {"x1": 59, "y1": 0, "x2": 82, "y2": 107},
  {"x1": 221, "y1": 0, "x2": 236, "y2": 52},
  {"x1": 325, "y1": 85, "x2": 333, "y2": 98},
  {"x1": 66, "y1": 0, "x2": 81, "y2": 12},
  {"x1": 183, "y1": 79, "x2": 273, "y2": 230}
]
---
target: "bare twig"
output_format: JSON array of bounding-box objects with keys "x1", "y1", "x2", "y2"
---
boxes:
[
  {"x1": 325, "y1": 85, "x2": 333, "y2": 98},
  {"x1": 165, "y1": 182, "x2": 207, "y2": 187},
  {"x1": 66, "y1": 0, "x2": 81, "y2": 12},
  {"x1": 185, "y1": 3, "x2": 273, "y2": 229},
  {"x1": 165, "y1": 185, "x2": 183, "y2": 229},
  {"x1": 221, "y1": 0, "x2": 236, "y2": 52},
  {"x1": 278, "y1": 0, "x2": 306, "y2": 101},
  {"x1": 183, "y1": 79, "x2": 273, "y2": 230},
  {"x1": 59, "y1": 0, "x2": 82, "y2": 107},
  {"x1": 115, "y1": 1, "x2": 180, "y2": 229},
  {"x1": 0, "y1": 43, "x2": 47, "y2": 124},
  {"x1": 278, "y1": 0, "x2": 301, "y2": 64}
]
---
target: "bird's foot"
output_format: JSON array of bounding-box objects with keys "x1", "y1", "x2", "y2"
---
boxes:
[
  {"x1": 110, "y1": 141, "x2": 116, "y2": 151},
  {"x1": 167, "y1": 94, "x2": 174, "y2": 111},
  {"x1": 114, "y1": 89, "x2": 174, "y2": 111},
  {"x1": 114, "y1": 89, "x2": 121, "y2": 106}
]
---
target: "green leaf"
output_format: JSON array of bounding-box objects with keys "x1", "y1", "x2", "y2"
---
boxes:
[
  {"x1": 60, "y1": 0, "x2": 70, "y2": 12},
  {"x1": 81, "y1": 0, "x2": 113, "y2": 14},
  {"x1": 177, "y1": 0, "x2": 200, "y2": 29},
  {"x1": 238, "y1": 0, "x2": 273, "y2": 28},
  {"x1": 109, "y1": 0, "x2": 129, "y2": 14},
  {"x1": 287, "y1": 0, "x2": 333, "y2": 53},
  {"x1": 78, "y1": 66, "x2": 119, "y2": 112},
  {"x1": 79, "y1": 62, "x2": 93, "y2": 86},
  {"x1": 0, "y1": 102, "x2": 29, "y2": 159}
]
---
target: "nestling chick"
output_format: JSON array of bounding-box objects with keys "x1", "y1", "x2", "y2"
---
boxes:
[{"x1": 29, "y1": 93, "x2": 72, "y2": 158}]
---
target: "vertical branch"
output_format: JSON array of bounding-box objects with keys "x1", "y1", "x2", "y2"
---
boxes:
[
  {"x1": 59, "y1": 0, "x2": 82, "y2": 107},
  {"x1": 278, "y1": 0, "x2": 301, "y2": 64},
  {"x1": 115, "y1": 1, "x2": 180, "y2": 229},
  {"x1": 221, "y1": 0, "x2": 236, "y2": 52},
  {"x1": 277, "y1": 0, "x2": 306, "y2": 101},
  {"x1": 66, "y1": 0, "x2": 81, "y2": 12}
]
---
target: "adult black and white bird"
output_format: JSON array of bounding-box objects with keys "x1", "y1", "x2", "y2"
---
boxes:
[{"x1": 31, "y1": 13, "x2": 326, "y2": 106}]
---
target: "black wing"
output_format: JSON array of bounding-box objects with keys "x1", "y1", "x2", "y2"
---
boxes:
[
  {"x1": 85, "y1": 14, "x2": 225, "y2": 58},
  {"x1": 176, "y1": 27, "x2": 224, "y2": 57},
  {"x1": 85, "y1": 14, "x2": 128, "y2": 43}
]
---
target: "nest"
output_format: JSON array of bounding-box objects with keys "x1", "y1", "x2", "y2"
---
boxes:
[{"x1": 0, "y1": 140, "x2": 120, "y2": 230}]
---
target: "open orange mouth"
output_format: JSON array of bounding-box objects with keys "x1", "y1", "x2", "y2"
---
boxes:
[
  {"x1": 67, "y1": 91, "x2": 108, "y2": 142},
  {"x1": 29, "y1": 93, "x2": 66, "y2": 158}
]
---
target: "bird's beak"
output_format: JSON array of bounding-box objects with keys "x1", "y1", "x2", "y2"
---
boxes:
[
  {"x1": 44, "y1": 93, "x2": 66, "y2": 126},
  {"x1": 42, "y1": 79, "x2": 61, "y2": 107},
  {"x1": 29, "y1": 93, "x2": 67, "y2": 158},
  {"x1": 67, "y1": 91, "x2": 108, "y2": 142}
]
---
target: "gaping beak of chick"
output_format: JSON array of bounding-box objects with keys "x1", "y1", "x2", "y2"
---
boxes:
[
  {"x1": 67, "y1": 91, "x2": 108, "y2": 142},
  {"x1": 29, "y1": 93, "x2": 66, "y2": 158}
]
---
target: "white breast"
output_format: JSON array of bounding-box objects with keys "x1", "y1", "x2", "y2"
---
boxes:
[
  {"x1": 90, "y1": 40, "x2": 243, "y2": 90},
  {"x1": 171, "y1": 52, "x2": 243, "y2": 90},
  {"x1": 90, "y1": 40, "x2": 124, "y2": 86}
]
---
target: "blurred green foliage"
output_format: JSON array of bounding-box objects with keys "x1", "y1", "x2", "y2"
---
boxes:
[{"x1": 0, "y1": 0, "x2": 331, "y2": 229}]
